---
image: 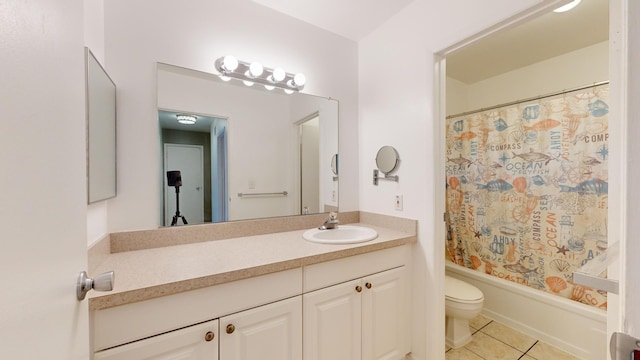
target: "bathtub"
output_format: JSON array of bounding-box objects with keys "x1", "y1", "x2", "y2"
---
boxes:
[{"x1": 445, "y1": 262, "x2": 606, "y2": 360}]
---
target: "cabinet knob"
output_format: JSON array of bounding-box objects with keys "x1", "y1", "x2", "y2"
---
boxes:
[
  {"x1": 226, "y1": 324, "x2": 235, "y2": 334},
  {"x1": 365, "y1": 282, "x2": 372, "y2": 289},
  {"x1": 355, "y1": 285, "x2": 362, "y2": 293},
  {"x1": 205, "y1": 331, "x2": 215, "y2": 342}
]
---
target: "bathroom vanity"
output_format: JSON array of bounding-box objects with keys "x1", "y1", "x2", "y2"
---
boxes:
[{"x1": 88, "y1": 212, "x2": 416, "y2": 360}]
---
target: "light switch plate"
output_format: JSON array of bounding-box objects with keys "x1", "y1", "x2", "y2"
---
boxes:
[{"x1": 395, "y1": 194, "x2": 403, "y2": 211}]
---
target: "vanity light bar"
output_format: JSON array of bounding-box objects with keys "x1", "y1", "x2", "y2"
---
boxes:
[{"x1": 214, "y1": 55, "x2": 305, "y2": 92}]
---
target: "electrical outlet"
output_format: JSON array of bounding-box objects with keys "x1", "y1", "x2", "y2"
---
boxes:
[
  {"x1": 332, "y1": 190, "x2": 336, "y2": 202},
  {"x1": 395, "y1": 194, "x2": 403, "y2": 211},
  {"x1": 249, "y1": 180, "x2": 255, "y2": 189}
]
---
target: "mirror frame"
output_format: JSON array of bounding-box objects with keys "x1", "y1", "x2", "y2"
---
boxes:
[{"x1": 85, "y1": 47, "x2": 117, "y2": 204}]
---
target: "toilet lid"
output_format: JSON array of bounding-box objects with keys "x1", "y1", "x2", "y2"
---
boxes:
[{"x1": 445, "y1": 276, "x2": 483, "y2": 302}]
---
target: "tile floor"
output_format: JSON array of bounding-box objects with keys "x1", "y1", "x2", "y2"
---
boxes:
[{"x1": 445, "y1": 314, "x2": 581, "y2": 360}]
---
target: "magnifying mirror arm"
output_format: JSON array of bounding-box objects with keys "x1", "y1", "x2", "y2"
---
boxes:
[{"x1": 373, "y1": 169, "x2": 399, "y2": 185}]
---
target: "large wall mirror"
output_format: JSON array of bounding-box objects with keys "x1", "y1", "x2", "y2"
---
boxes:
[
  {"x1": 157, "y1": 63, "x2": 338, "y2": 226},
  {"x1": 85, "y1": 48, "x2": 117, "y2": 203}
]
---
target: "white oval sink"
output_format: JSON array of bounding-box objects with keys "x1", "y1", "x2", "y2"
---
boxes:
[{"x1": 303, "y1": 225, "x2": 378, "y2": 244}]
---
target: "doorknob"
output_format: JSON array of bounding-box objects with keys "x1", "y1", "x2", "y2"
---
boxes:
[{"x1": 77, "y1": 270, "x2": 114, "y2": 301}]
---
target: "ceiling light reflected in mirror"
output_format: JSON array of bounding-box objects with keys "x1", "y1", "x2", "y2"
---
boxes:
[
  {"x1": 176, "y1": 114, "x2": 197, "y2": 125},
  {"x1": 554, "y1": 0, "x2": 582, "y2": 13}
]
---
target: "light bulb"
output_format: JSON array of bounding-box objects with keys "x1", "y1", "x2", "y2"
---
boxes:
[
  {"x1": 284, "y1": 89, "x2": 294, "y2": 95},
  {"x1": 222, "y1": 55, "x2": 238, "y2": 72},
  {"x1": 243, "y1": 80, "x2": 254, "y2": 87},
  {"x1": 249, "y1": 62, "x2": 263, "y2": 77},
  {"x1": 264, "y1": 85, "x2": 275, "y2": 91},
  {"x1": 272, "y1": 67, "x2": 286, "y2": 82},
  {"x1": 219, "y1": 75, "x2": 231, "y2": 82},
  {"x1": 293, "y1": 73, "x2": 306, "y2": 86},
  {"x1": 553, "y1": 0, "x2": 581, "y2": 13}
]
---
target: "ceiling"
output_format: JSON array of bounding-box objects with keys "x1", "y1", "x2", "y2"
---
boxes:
[
  {"x1": 251, "y1": 0, "x2": 416, "y2": 41},
  {"x1": 252, "y1": 0, "x2": 608, "y2": 85},
  {"x1": 159, "y1": 110, "x2": 217, "y2": 133},
  {"x1": 447, "y1": 0, "x2": 609, "y2": 84}
]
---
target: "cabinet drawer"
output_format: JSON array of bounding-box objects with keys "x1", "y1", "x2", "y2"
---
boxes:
[
  {"x1": 93, "y1": 268, "x2": 301, "y2": 351},
  {"x1": 303, "y1": 245, "x2": 410, "y2": 293}
]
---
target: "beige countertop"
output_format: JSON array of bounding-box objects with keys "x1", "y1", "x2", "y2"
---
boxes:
[{"x1": 89, "y1": 221, "x2": 416, "y2": 310}]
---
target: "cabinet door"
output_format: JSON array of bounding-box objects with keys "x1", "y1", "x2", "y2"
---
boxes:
[
  {"x1": 94, "y1": 320, "x2": 218, "y2": 360},
  {"x1": 220, "y1": 296, "x2": 302, "y2": 360},
  {"x1": 303, "y1": 278, "x2": 362, "y2": 360},
  {"x1": 362, "y1": 266, "x2": 409, "y2": 360}
]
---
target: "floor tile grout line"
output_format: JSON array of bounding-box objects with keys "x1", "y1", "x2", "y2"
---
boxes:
[
  {"x1": 472, "y1": 319, "x2": 493, "y2": 334},
  {"x1": 477, "y1": 322, "x2": 534, "y2": 356},
  {"x1": 523, "y1": 340, "x2": 539, "y2": 355},
  {"x1": 517, "y1": 340, "x2": 538, "y2": 359}
]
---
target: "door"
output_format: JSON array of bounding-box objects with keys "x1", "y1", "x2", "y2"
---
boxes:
[
  {"x1": 300, "y1": 115, "x2": 320, "y2": 214},
  {"x1": 164, "y1": 144, "x2": 205, "y2": 225},
  {"x1": 94, "y1": 320, "x2": 218, "y2": 360},
  {"x1": 220, "y1": 296, "x2": 302, "y2": 360},
  {"x1": 362, "y1": 267, "x2": 410, "y2": 360},
  {"x1": 0, "y1": 0, "x2": 89, "y2": 359},
  {"x1": 303, "y1": 278, "x2": 362, "y2": 360}
]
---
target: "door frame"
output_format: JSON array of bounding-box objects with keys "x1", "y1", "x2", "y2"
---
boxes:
[
  {"x1": 433, "y1": 1, "x2": 631, "y2": 358},
  {"x1": 297, "y1": 112, "x2": 320, "y2": 214}
]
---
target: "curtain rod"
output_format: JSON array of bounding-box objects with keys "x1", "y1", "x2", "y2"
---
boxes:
[{"x1": 446, "y1": 80, "x2": 609, "y2": 119}]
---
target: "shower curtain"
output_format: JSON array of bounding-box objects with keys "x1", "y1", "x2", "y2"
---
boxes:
[{"x1": 445, "y1": 85, "x2": 609, "y2": 309}]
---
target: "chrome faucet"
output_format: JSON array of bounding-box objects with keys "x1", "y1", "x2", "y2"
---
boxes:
[{"x1": 318, "y1": 212, "x2": 339, "y2": 230}]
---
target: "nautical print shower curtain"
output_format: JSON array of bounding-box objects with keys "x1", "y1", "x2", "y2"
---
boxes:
[{"x1": 445, "y1": 86, "x2": 609, "y2": 309}]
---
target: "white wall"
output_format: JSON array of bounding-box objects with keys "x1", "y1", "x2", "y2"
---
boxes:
[
  {"x1": 84, "y1": 0, "x2": 109, "y2": 245},
  {"x1": 358, "y1": 1, "x2": 543, "y2": 359},
  {"x1": 448, "y1": 41, "x2": 609, "y2": 116},
  {"x1": 102, "y1": 0, "x2": 358, "y2": 232},
  {"x1": 445, "y1": 76, "x2": 469, "y2": 116}
]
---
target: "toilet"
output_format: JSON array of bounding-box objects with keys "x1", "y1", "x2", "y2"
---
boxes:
[{"x1": 445, "y1": 275, "x2": 484, "y2": 348}]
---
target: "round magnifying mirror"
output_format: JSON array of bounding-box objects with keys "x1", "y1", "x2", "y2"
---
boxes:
[
  {"x1": 331, "y1": 154, "x2": 339, "y2": 175},
  {"x1": 375, "y1": 146, "x2": 400, "y2": 174}
]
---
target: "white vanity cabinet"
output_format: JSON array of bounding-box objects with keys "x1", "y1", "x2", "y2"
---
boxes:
[
  {"x1": 303, "y1": 267, "x2": 409, "y2": 360},
  {"x1": 94, "y1": 320, "x2": 219, "y2": 360},
  {"x1": 91, "y1": 245, "x2": 412, "y2": 360},
  {"x1": 93, "y1": 296, "x2": 301, "y2": 360},
  {"x1": 91, "y1": 269, "x2": 301, "y2": 360},
  {"x1": 220, "y1": 296, "x2": 302, "y2": 360},
  {"x1": 303, "y1": 246, "x2": 411, "y2": 360}
]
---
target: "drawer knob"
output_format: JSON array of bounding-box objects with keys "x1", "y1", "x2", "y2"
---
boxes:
[
  {"x1": 365, "y1": 282, "x2": 372, "y2": 289},
  {"x1": 205, "y1": 331, "x2": 215, "y2": 342},
  {"x1": 226, "y1": 324, "x2": 235, "y2": 334},
  {"x1": 355, "y1": 285, "x2": 362, "y2": 293}
]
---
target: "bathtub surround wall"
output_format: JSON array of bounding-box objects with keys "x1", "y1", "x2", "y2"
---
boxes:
[{"x1": 447, "y1": 41, "x2": 610, "y2": 116}]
